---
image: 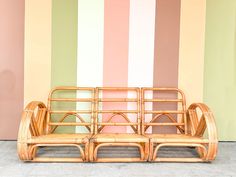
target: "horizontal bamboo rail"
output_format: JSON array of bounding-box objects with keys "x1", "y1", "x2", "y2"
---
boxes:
[
  {"x1": 32, "y1": 157, "x2": 84, "y2": 163},
  {"x1": 96, "y1": 123, "x2": 139, "y2": 126},
  {"x1": 49, "y1": 110, "x2": 92, "y2": 114},
  {"x1": 153, "y1": 158, "x2": 205, "y2": 162},
  {"x1": 144, "y1": 110, "x2": 185, "y2": 114},
  {"x1": 98, "y1": 98, "x2": 138, "y2": 102},
  {"x1": 94, "y1": 158, "x2": 146, "y2": 162},
  {"x1": 143, "y1": 123, "x2": 185, "y2": 126},
  {"x1": 97, "y1": 87, "x2": 139, "y2": 91},
  {"x1": 49, "y1": 98, "x2": 93, "y2": 102},
  {"x1": 142, "y1": 87, "x2": 183, "y2": 91},
  {"x1": 50, "y1": 86, "x2": 94, "y2": 92},
  {"x1": 49, "y1": 122, "x2": 91, "y2": 126},
  {"x1": 144, "y1": 99, "x2": 183, "y2": 102},
  {"x1": 97, "y1": 110, "x2": 138, "y2": 113}
]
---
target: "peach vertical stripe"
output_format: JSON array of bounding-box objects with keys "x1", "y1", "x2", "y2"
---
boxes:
[
  {"x1": 24, "y1": 0, "x2": 52, "y2": 106},
  {"x1": 178, "y1": 0, "x2": 206, "y2": 106},
  {"x1": 0, "y1": 0, "x2": 24, "y2": 139},
  {"x1": 153, "y1": 0, "x2": 181, "y2": 133},
  {"x1": 103, "y1": 0, "x2": 130, "y2": 133}
]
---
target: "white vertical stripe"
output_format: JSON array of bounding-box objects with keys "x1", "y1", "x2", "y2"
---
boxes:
[
  {"x1": 76, "y1": 0, "x2": 104, "y2": 133},
  {"x1": 127, "y1": 0, "x2": 156, "y2": 133}
]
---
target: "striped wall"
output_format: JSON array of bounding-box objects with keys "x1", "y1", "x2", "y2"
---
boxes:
[
  {"x1": 24, "y1": 0, "x2": 52, "y2": 106},
  {"x1": 153, "y1": 0, "x2": 181, "y2": 134},
  {"x1": 51, "y1": 0, "x2": 77, "y2": 133},
  {"x1": 1, "y1": 0, "x2": 236, "y2": 140},
  {"x1": 0, "y1": 0, "x2": 24, "y2": 140},
  {"x1": 204, "y1": 0, "x2": 236, "y2": 141}
]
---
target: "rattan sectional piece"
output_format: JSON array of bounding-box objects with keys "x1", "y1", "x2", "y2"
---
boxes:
[{"x1": 17, "y1": 87, "x2": 218, "y2": 162}]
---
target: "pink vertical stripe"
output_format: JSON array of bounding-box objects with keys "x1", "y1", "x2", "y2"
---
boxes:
[
  {"x1": 153, "y1": 0, "x2": 181, "y2": 133},
  {"x1": 0, "y1": 0, "x2": 24, "y2": 139},
  {"x1": 102, "y1": 0, "x2": 130, "y2": 133}
]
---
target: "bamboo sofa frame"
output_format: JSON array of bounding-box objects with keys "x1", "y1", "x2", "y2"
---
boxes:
[
  {"x1": 18, "y1": 87, "x2": 95, "y2": 162},
  {"x1": 141, "y1": 88, "x2": 218, "y2": 162},
  {"x1": 89, "y1": 87, "x2": 149, "y2": 162},
  {"x1": 17, "y1": 86, "x2": 218, "y2": 163}
]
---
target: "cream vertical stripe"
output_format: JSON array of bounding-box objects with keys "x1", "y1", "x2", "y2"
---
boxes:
[
  {"x1": 77, "y1": 0, "x2": 104, "y2": 86},
  {"x1": 178, "y1": 0, "x2": 206, "y2": 106},
  {"x1": 76, "y1": 0, "x2": 104, "y2": 132},
  {"x1": 127, "y1": 0, "x2": 156, "y2": 133},
  {"x1": 24, "y1": 0, "x2": 52, "y2": 106}
]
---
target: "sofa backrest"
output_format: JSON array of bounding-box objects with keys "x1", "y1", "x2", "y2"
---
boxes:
[
  {"x1": 45, "y1": 86, "x2": 187, "y2": 135},
  {"x1": 94, "y1": 87, "x2": 141, "y2": 134},
  {"x1": 46, "y1": 87, "x2": 95, "y2": 134},
  {"x1": 141, "y1": 88, "x2": 187, "y2": 134}
]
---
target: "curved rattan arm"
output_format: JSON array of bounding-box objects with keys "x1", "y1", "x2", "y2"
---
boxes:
[
  {"x1": 187, "y1": 103, "x2": 218, "y2": 161},
  {"x1": 17, "y1": 101, "x2": 47, "y2": 161}
]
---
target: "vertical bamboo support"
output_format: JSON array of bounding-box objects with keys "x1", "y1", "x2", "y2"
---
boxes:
[
  {"x1": 37, "y1": 108, "x2": 47, "y2": 135},
  {"x1": 141, "y1": 88, "x2": 145, "y2": 135},
  {"x1": 45, "y1": 92, "x2": 52, "y2": 134},
  {"x1": 137, "y1": 88, "x2": 141, "y2": 135},
  {"x1": 90, "y1": 88, "x2": 95, "y2": 135},
  {"x1": 84, "y1": 141, "x2": 89, "y2": 162},
  {"x1": 180, "y1": 91, "x2": 188, "y2": 134},
  {"x1": 89, "y1": 141, "x2": 94, "y2": 162},
  {"x1": 149, "y1": 141, "x2": 154, "y2": 161},
  {"x1": 94, "y1": 87, "x2": 99, "y2": 134},
  {"x1": 144, "y1": 142, "x2": 149, "y2": 160}
]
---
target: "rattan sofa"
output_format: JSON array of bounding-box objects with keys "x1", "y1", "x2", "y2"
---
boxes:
[{"x1": 17, "y1": 86, "x2": 218, "y2": 162}]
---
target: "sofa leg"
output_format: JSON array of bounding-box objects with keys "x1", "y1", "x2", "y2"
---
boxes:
[
  {"x1": 84, "y1": 143, "x2": 89, "y2": 162},
  {"x1": 144, "y1": 142, "x2": 149, "y2": 161},
  {"x1": 17, "y1": 142, "x2": 34, "y2": 161},
  {"x1": 89, "y1": 142, "x2": 94, "y2": 162},
  {"x1": 196, "y1": 146, "x2": 205, "y2": 159},
  {"x1": 149, "y1": 142, "x2": 154, "y2": 161}
]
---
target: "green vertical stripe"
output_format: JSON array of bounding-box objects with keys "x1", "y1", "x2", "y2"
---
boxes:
[
  {"x1": 51, "y1": 0, "x2": 78, "y2": 133},
  {"x1": 204, "y1": 0, "x2": 236, "y2": 141}
]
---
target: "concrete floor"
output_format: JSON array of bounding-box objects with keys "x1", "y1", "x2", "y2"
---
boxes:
[{"x1": 0, "y1": 141, "x2": 235, "y2": 177}]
